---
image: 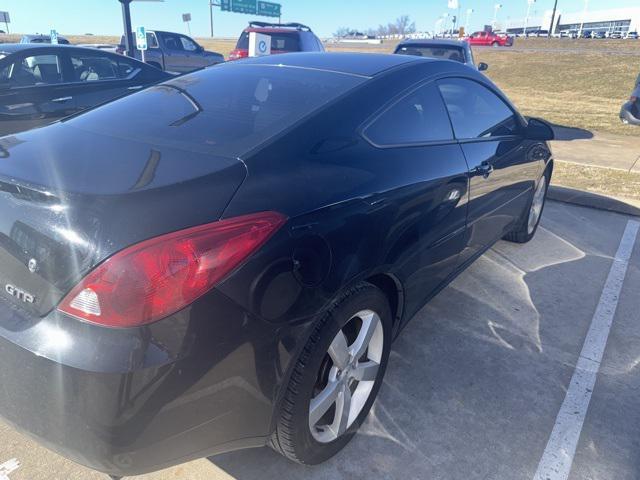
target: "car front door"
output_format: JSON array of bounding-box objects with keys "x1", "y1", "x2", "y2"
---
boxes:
[
  {"x1": 158, "y1": 32, "x2": 189, "y2": 73},
  {"x1": 178, "y1": 35, "x2": 207, "y2": 70},
  {"x1": 361, "y1": 81, "x2": 470, "y2": 320},
  {"x1": 438, "y1": 77, "x2": 540, "y2": 264},
  {"x1": 0, "y1": 51, "x2": 77, "y2": 136}
]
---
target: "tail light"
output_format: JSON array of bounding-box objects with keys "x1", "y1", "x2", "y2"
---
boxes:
[
  {"x1": 229, "y1": 49, "x2": 249, "y2": 61},
  {"x1": 58, "y1": 212, "x2": 287, "y2": 328}
]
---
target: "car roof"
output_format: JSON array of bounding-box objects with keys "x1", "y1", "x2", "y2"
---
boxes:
[
  {"x1": 398, "y1": 39, "x2": 467, "y2": 48},
  {"x1": 236, "y1": 52, "x2": 427, "y2": 77},
  {"x1": 246, "y1": 27, "x2": 305, "y2": 34},
  {"x1": 21, "y1": 34, "x2": 68, "y2": 40},
  {"x1": 0, "y1": 43, "x2": 75, "y2": 54},
  {"x1": 0, "y1": 43, "x2": 145, "y2": 61}
]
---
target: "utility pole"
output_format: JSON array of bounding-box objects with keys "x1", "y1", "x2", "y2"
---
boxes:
[
  {"x1": 119, "y1": 0, "x2": 134, "y2": 57},
  {"x1": 465, "y1": 9, "x2": 474, "y2": 33},
  {"x1": 524, "y1": 0, "x2": 535, "y2": 37},
  {"x1": 209, "y1": 1, "x2": 214, "y2": 37},
  {"x1": 578, "y1": 0, "x2": 589, "y2": 37},
  {"x1": 548, "y1": 0, "x2": 559, "y2": 38}
]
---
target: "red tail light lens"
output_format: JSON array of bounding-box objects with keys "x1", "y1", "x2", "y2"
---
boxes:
[
  {"x1": 228, "y1": 49, "x2": 248, "y2": 61},
  {"x1": 58, "y1": 212, "x2": 287, "y2": 328}
]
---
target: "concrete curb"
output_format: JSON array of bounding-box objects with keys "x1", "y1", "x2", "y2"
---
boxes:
[{"x1": 548, "y1": 185, "x2": 640, "y2": 217}]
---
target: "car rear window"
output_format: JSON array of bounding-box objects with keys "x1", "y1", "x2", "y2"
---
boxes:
[
  {"x1": 66, "y1": 64, "x2": 365, "y2": 158},
  {"x1": 395, "y1": 45, "x2": 466, "y2": 63},
  {"x1": 236, "y1": 31, "x2": 301, "y2": 51}
]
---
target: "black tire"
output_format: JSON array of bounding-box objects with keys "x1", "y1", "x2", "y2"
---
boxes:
[
  {"x1": 504, "y1": 169, "x2": 550, "y2": 243},
  {"x1": 270, "y1": 282, "x2": 392, "y2": 464}
]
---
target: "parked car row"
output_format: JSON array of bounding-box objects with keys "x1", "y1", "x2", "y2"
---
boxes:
[{"x1": 516, "y1": 30, "x2": 639, "y2": 39}]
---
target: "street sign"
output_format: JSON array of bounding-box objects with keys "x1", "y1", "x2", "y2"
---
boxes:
[
  {"x1": 221, "y1": 0, "x2": 281, "y2": 17},
  {"x1": 136, "y1": 26, "x2": 148, "y2": 50},
  {"x1": 182, "y1": 13, "x2": 191, "y2": 22},
  {"x1": 257, "y1": 1, "x2": 281, "y2": 17},
  {"x1": 50, "y1": 30, "x2": 58, "y2": 44}
]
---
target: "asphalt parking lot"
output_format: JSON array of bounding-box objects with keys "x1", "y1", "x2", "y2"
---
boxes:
[{"x1": 1, "y1": 198, "x2": 639, "y2": 480}]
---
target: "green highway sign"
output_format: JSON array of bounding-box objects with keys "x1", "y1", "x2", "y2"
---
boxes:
[
  {"x1": 220, "y1": 0, "x2": 281, "y2": 17},
  {"x1": 257, "y1": 1, "x2": 281, "y2": 17}
]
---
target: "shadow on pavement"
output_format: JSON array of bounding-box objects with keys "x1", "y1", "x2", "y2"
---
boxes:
[
  {"x1": 548, "y1": 185, "x2": 640, "y2": 217},
  {"x1": 550, "y1": 124, "x2": 594, "y2": 141},
  {"x1": 205, "y1": 203, "x2": 635, "y2": 480}
]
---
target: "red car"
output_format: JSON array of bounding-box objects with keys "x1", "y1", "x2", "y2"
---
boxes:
[
  {"x1": 229, "y1": 21, "x2": 324, "y2": 60},
  {"x1": 467, "y1": 31, "x2": 514, "y2": 47}
]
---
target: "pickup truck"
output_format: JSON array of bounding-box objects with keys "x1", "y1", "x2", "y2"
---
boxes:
[{"x1": 118, "y1": 30, "x2": 224, "y2": 73}]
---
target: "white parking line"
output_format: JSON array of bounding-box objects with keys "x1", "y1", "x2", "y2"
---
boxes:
[
  {"x1": 533, "y1": 219, "x2": 640, "y2": 480},
  {"x1": 0, "y1": 458, "x2": 20, "y2": 480}
]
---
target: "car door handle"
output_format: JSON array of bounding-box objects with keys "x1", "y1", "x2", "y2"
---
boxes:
[
  {"x1": 473, "y1": 162, "x2": 494, "y2": 178},
  {"x1": 51, "y1": 96, "x2": 73, "y2": 103},
  {"x1": 128, "y1": 85, "x2": 144, "y2": 90}
]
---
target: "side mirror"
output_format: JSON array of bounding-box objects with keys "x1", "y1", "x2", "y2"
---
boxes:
[
  {"x1": 526, "y1": 118, "x2": 555, "y2": 141},
  {"x1": 478, "y1": 62, "x2": 489, "y2": 71}
]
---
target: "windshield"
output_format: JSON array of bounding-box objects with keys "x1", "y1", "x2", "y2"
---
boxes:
[
  {"x1": 65, "y1": 64, "x2": 365, "y2": 158},
  {"x1": 395, "y1": 45, "x2": 466, "y2": 63}
]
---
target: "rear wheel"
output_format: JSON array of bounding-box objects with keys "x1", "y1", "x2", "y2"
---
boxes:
[
  {"x1": 270, "y1": 283, "x2": 392, "y2": 464},
  {"x1": 504, "y1": 171, "x2": 549, "y2": 243}
]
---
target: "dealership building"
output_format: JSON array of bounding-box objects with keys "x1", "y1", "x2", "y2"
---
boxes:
[{"x1": 505, "y1": 7, "x2": 640, "y2": 35}]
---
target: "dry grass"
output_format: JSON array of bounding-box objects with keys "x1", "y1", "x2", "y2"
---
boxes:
[
  {"x1": 1, "y1": 34, "x2": 637, "y2": 136},
  {"x1": 553, "y1": 161, "x2": 640, "y2": 203}
]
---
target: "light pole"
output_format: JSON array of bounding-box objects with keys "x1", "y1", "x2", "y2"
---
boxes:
[
  {"x1": 465, "y1": 8, "x2": 474, "y2": 33},
  {"x1": 548, "y1": 0, "x2": 559, "y2": 37},
  {"x1": 524, "y1": 0, "x2": 535, "y2": 36},
  {"x1": 492, "y1": 4, "x2": 502, "y2": 31},
  {"x1": 578, "y1": 0, "x2": 589, "y2": 37},
  {"x1": 435, "y1": 18, "x2": 444, "y2": 37}
]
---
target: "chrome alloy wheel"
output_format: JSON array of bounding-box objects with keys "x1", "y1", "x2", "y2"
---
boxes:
[
  {"x1": 528, "y1": 176, "x2": 547, "y2": 234},
  {"x1": 309, "y1": 309, "x2": 384, "y2": 443}
]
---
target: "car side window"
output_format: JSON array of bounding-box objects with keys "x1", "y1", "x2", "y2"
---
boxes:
[
  {"x1": 438, "y1": 78, "x2": 520, "y2": 139},
  {"x1": 180, "y1": 36, "x2": 199, "y2": 52},
  {"x1": 364, "y1": 82, "x2": 454, "y2": 146},
  {"x1": 70, "y1": 54, "x2": 125, "y2": 82},
  {"x1": 147, "y1": 32, "x2": 159, "y2": 48},
  {"x1": 3, "y1": 55, "x2": 63, "y2": 87},
  {"x1": 163, "y1": 33, "x2": 184, "y2": 51}
]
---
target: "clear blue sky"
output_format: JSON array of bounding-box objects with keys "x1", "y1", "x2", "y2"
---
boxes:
[{"x1": 1, "y1": 0, "x2": 638, "y2": 38}]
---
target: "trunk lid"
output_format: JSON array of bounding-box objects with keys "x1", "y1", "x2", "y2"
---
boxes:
[{"x1": 0, "y1": 123, "x2": 246, "y2": 317}]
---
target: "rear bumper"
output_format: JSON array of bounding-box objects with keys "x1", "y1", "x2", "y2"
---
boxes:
[{"x1": 0, "y1": 289, "x2": 298, "y2": 476}]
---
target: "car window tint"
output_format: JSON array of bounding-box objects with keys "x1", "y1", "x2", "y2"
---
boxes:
[
  {"x1": 115, "y1": 57, "x2": 141, "y2": 78},
  {"x1": 7, "y1": 55, "x2": 63, "y2": 86},
  {"x1": 180, "y1": 36, "x2": 198, "y2": 51},
  {"x1": 163, "y1": 33, "x2": 184, "y2": 51},
  {"x1": 396, "y1": 45, "x2": 465, "y2": 63},
  {"x1": 147, "y1": 33, "x2": 159, "y2": 48},
  {"x1": 438, "y1": 78, "x2": 519, "y2": 139},
  {"x1": 71, "y1": 54, "x2": 119, "y2": 82},
  {"x1": 268, "y1": 33, "x2": 300, "y2": 51},
  {"x1": 365, "y1": 82, "x2": 453, "y2": 146},
  {"x1": 68, "y1": 64, "x2": 365, "y2": 158}
]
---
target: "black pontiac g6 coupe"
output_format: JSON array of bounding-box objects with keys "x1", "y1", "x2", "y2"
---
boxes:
[{"x1": 0, "y1": 53, "x2": 553, "y2": 476}]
